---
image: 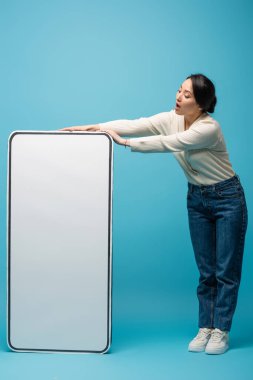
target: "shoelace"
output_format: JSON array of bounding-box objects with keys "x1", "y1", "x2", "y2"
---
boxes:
[
  {"x1": 210, "y1": 330, "x2": 225, "y2": 342},
  {"x1": 196, "y1": 329, "x2": 211, "y2": 340}
]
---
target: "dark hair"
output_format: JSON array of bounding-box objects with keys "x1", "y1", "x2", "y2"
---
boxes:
[{"x1": 186, "y1": 73, "x2": 217, "y2": 113}]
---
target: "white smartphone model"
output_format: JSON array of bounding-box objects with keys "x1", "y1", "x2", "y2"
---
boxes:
[{"x1": 7, "y1": 131, "x2": 113, "y2": 353}]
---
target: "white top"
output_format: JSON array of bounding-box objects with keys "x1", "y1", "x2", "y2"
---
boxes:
[{"x1": 99, "y1": 110, "x2": 235, "y2": 185}]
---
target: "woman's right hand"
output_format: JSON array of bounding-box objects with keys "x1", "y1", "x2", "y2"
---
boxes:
[{"x1": 59, "y1": 124, "x2": 100, "y2": 132}]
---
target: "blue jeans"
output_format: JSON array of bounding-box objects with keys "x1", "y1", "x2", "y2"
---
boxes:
[{"x1": 187, "y1": 175, "x2": 248, "y2": 331}]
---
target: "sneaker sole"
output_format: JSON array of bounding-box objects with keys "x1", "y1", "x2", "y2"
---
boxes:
[
  {"x1": 205, "y1": 344, "x2": 229, "y2": 355},
  {"x1": 188, "y1": 346, "x2": 206, "y2": 353}
]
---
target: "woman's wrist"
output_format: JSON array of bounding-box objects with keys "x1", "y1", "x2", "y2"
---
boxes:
[{"x1": 123, "y1": 139, "x2": 130, "y2": 148}]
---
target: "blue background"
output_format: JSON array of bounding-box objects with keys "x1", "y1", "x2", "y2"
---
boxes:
[{"x1": 0, "y1": 0, "x2": 252, "y2": 379}]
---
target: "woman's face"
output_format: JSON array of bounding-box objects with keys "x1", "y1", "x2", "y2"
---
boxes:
[{"x1": 175, "y1": 78, "x2": 201, "y2": 116}]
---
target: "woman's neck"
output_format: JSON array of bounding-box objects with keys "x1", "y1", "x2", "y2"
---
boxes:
[{"x1": 184, "y1": 111, "x2": 204, "y2": 130}]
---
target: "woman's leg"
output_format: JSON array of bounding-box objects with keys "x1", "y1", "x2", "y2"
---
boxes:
[
  {"x1": 213, "y1": 184, "x2": 248, "y2": 331},
  {"x1": 187, "y1": 186, "x2": 217, "y2": 328}
]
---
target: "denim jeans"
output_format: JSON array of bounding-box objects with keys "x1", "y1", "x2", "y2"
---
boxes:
[{"x1": 187, "y1": 175, "x2": 248, "y2": 331}]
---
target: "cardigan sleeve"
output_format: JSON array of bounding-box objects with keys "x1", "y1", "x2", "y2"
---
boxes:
[
  {"x1": 99, "y1": 111, "x2": 174, "y2": 137},
  {"x1": 129, "y1": 120, "x2": 220, "y2": 153}
]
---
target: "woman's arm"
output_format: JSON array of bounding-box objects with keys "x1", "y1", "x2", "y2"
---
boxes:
[
  {"x1": 101, "y1": 120, "x2": 219, "y2": 151},
  {"x1": 129, "y1": 120, "x2": 220, "y2": 153},
  {"x1": 60, "y1": 111, "x2": 174, "y2": 137}
]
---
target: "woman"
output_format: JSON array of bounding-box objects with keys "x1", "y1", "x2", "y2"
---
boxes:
[{"x1": 61, "y1": 74, "x2": 248, "y2": 355}]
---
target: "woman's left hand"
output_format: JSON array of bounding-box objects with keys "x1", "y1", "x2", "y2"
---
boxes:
[{"x1": 102, "y1": 129, "x2": 129, "y2": 146}]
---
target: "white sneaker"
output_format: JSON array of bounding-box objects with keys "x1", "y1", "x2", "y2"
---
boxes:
[
  {"x1": 188, "y1": 328, "x2": 213, "y2": 352},
  {"x1": 205, "y1": 328, "x2": 229, "y2": 355}
]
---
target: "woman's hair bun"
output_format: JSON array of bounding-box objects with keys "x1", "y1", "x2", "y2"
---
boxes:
[
  {"x1": 187, "y1": 74, "x2": 217, "y2": 114},
  {"x1": 206, "y1": 95, "x2": 217, "y2": 114}
]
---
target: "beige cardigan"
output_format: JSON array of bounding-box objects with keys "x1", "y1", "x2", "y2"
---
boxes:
[{"x1": 99, "y1": 110, "x2": 235, "y2": 185}]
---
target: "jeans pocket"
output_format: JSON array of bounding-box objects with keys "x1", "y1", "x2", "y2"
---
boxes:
[{"x1": 215, "y1": 185, "x2": 242, "y2": 199}]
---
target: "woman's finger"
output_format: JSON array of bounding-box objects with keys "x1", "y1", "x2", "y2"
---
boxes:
[{"x1": 59, "y1": 126, "x2": 81, "y2": 131}]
